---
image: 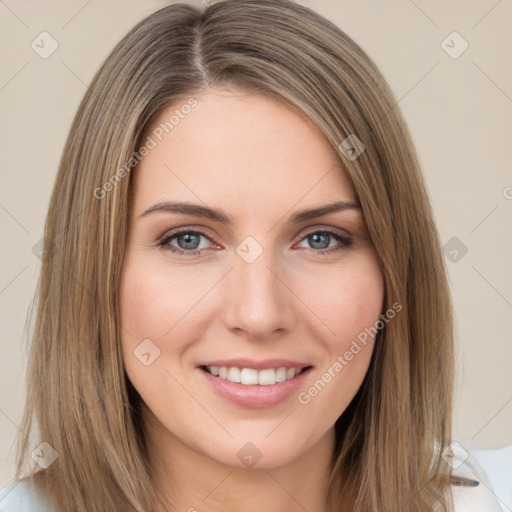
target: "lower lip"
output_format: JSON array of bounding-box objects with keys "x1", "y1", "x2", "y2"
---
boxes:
[{"x1": 197, "y1": 366, "x2": 313, "y2": 409}]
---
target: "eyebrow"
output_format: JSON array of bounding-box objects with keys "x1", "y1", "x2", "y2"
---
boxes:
[{"x1": 140, "y1": 200, "x2": 361, "y2": 224}]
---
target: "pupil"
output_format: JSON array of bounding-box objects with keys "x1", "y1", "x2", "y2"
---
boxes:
[
  {"x1": 310, "y1": 233, "x2": 329, "y2": 249},
  {"x1": 178, "y1": 233, "x2": 199, "y2": 250}
]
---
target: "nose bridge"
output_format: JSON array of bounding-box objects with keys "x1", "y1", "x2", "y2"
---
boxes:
[{"x1": 222, "y1": 242, "x2": 293, "y2": 339}]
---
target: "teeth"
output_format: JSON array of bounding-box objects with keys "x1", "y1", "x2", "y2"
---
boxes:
[
  {"x1": 228, "y1": 367, "x2": 241, "y2": 383},
  {"x1": 241, "y1": 368, "x2": 259, "y2": 385},
  {"x1": 205, "y1": 366, "x2": 305, "y2": 385}
]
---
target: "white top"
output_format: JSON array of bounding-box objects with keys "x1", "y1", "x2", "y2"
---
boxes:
[
  {"x1": 1, "y1": 443, "x2": 510, "y2": 511},
  {"x1": 0, "y1": 476, "x2": 53, "y2": 511},
  {"x1": 448, "y1": 443, "x2": 511, "y2": 511}
]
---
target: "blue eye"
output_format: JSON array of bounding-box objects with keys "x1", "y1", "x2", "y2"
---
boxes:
[
  {"x1": 158, "y1": 229, "x2": 353, "y2": 257},
  {"x1": 158, "y1": 230, "x2": 211, "y2": 256},
  {"x1": 296, "y1": 230, "x2": 353, "y2": 255}
]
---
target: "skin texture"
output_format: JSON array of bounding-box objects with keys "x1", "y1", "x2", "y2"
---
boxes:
[{"x1": 120, "y1": 87, "x2": 384, "y2": 512}]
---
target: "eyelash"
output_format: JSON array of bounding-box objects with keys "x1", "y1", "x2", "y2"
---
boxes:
[{"x1": 157, "y1": 228, "x2": 354, "y2": 257}]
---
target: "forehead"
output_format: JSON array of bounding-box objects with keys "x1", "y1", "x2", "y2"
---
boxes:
[{"x1": 133, "y1": 87, "x2": 356, "y2": 214}]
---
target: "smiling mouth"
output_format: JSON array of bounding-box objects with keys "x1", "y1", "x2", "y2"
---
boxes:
[{"x1": 199, "y1": 365, "x2": 312, "y2": 386}]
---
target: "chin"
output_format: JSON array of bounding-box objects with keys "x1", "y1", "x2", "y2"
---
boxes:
[{"x1": 204, "y1": 435, "x2": 313, "y2": 471}]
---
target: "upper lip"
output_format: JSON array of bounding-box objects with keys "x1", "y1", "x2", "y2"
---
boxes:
[{"x1": 196, "y1": 358, "x2": 313, "y2": 371}]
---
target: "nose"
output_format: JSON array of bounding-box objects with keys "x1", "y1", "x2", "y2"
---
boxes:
[{"x1": 221, "y1": 249, "x2": 296, "y2": 341}]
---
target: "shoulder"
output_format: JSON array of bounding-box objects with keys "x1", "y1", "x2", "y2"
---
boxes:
[
  {"x1": 449, "y1": 442, "x2": 512, "y2": 512},
  {"x1": 0, "y1": 477, "x2": 55, "y2": 512}
]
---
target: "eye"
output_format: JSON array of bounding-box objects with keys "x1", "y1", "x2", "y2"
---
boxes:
[
  {"x1": 295, "y1": 229, "x2": 353, "y2": 255},
  {"x1": 157, "y1": 227, "x2": 354, "y2": 257},
  {"x1": 158, "y1": 230, "x2": 216, "y2": 256}
]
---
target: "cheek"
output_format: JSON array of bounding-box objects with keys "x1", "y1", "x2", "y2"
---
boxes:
[
  {"x1": 120, "y1": 258, "x2": 210, "y2": 344},
  {"x1": 119, "y1": 256, "x2": 228, "y2": 407},
  {"x1": 294, "y1": 256, "x2": 383, "y2": 419},
  {"x1": 296, "y1": 253, "x2": 384, "y2": 347},
  {"x1": 119, "y1": 259, "x2": 206, "y2": 413},
  {"x1": 119, "y1": 259, "x2": 192, "y2": 390}
]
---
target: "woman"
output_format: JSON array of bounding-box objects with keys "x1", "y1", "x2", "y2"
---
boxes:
[{"x1": 0, "y1": 1, "x2": 504, "y2": 511}]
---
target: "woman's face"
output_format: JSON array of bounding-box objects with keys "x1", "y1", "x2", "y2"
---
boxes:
[{"x1": 120, "y1": 87, "x2": 384, "y2": 470}]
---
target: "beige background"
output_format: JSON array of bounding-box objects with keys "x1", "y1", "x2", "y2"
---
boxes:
[{"x1": 1, "y1": 0, "x2": 511, "y2": 485}]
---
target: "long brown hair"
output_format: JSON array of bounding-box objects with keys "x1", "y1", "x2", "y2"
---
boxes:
[{"x1": 14, "y1": 1, "x2": 455, "y2": 510}]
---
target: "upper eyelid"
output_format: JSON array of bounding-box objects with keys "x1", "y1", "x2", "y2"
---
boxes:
[
  {"x1": 299, "y1": 225, "x2": 352, "y2": 238},
  {"x1": 159, "y1": 226, "x2": 219, "y2": 246}
]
